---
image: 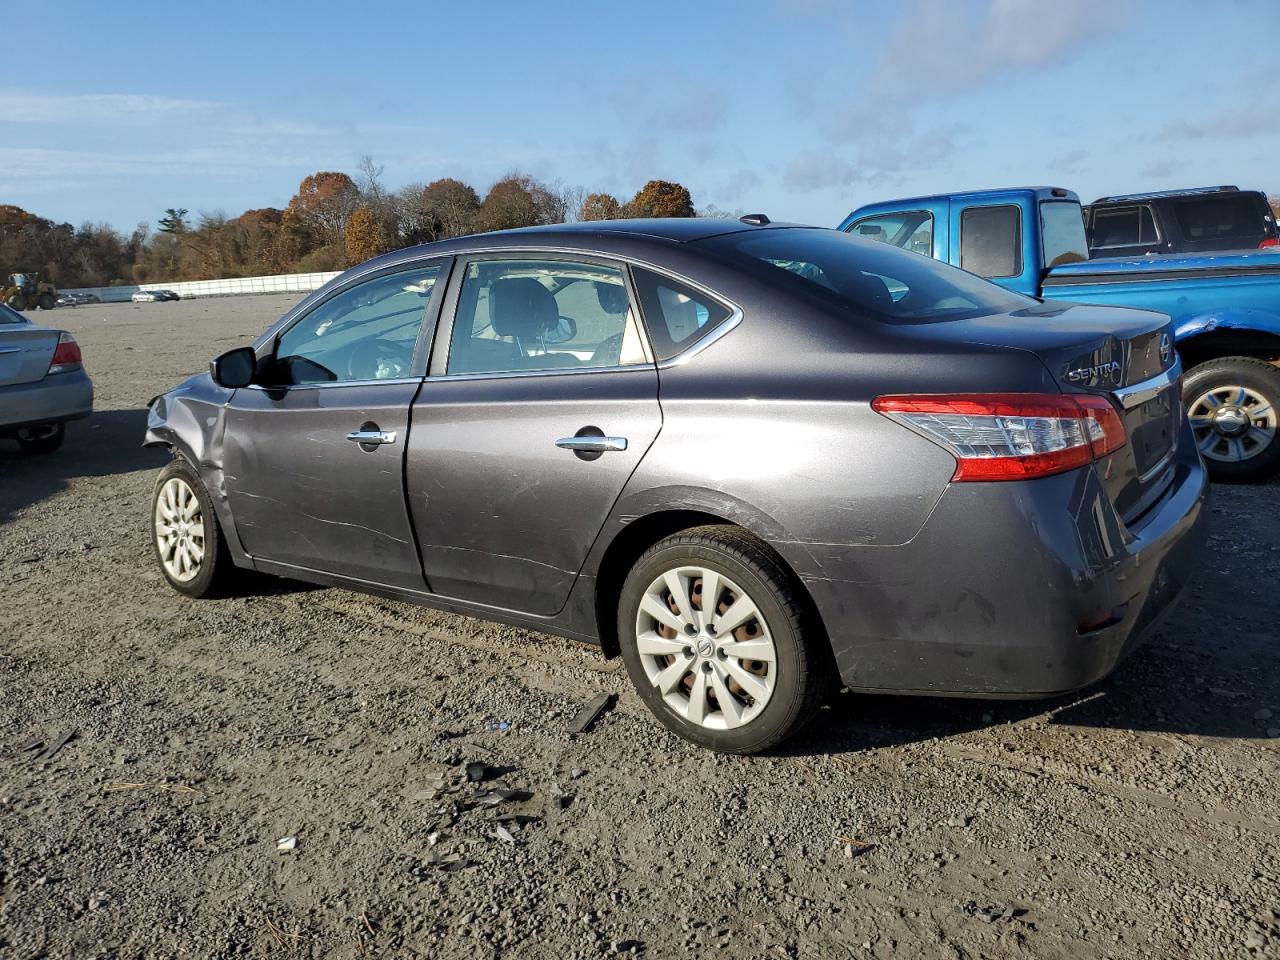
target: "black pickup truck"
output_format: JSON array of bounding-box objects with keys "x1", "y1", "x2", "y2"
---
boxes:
[{"x1": 1084, "y1": 186, "x2": 1279, "y2": 259}]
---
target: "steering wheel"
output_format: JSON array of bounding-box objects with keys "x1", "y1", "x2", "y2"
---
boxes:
[{"x1": 346, "y1": 338, "x2": 413, "y2": 381}]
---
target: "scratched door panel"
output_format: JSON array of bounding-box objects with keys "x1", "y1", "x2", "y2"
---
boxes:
[{"x1": 222, "y1": 381, "x2": 424, "y2": 589}]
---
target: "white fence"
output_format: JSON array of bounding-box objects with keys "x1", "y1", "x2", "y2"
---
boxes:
[{"x1": 62, "y1": 271, "x2": 342, "y2": 303}]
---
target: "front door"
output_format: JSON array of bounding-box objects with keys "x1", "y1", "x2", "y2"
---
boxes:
[
  {"x1": 408, "y1": 255, "x2": 662, "y2": 615},
  {"x1": 222, "y1": 260, "x2": 447, "y2": 589}
]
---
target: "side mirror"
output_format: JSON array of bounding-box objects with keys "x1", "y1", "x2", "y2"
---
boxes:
[
  {"x1": 544, "y1": 316, "x2": 577, "y2": 345},
  {"x1": 210, "y1": 346, "x2": 257, "y2": 388}
]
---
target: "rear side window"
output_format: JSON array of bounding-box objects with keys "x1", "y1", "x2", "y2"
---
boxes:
[
  {"x1": 959, "y1": 205, "x2": 1021, "y2": 278},
  {"x1": 631, "y1": 268, "x2": 733, "y2": 361},
  {"x1": 846, "y1": 210, "x2": 933, "y2": 257},
  {"x1": 1171, "y1": 194, "x2": 1272, "y2": 245},
  {"x1": 0, "y1": 303, "x2": 25, "y2": 324},
  {"x1": 1091, "y1": 205, "x2": 1158, "y2": 248}
]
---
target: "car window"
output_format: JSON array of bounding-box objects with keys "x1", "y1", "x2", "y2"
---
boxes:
[
  {"x1": 271, "y1": 264, "x2": 442, "y2": 385},
  {"x1": 1171, "y1": 194, "x2": 1271, "y2": 245},
  {"x1": 846, "y1": 211, "x2": 933, "y2": 257},
  {"x1": 959, "y1": 205, "x2": 1021, "y2": 278},
  {"x1": 630, "y1": 269, "x2": 734, "y2": 361},
  {"x1": 699, "y1": 227, "x2": 1032, "y2": 325},
  {"x1": 0, "y1": 303, "x2": 26, "y2": 324},
  {"x1": 446, "y1": 259, "x2": 648, "y2": 375},
  {"x1": 1091, "y1": 205, "x2": 1157, "y2": 248},
  {"x1": 1040, "y1": 201, "x2": 1090, "y2": 267}
]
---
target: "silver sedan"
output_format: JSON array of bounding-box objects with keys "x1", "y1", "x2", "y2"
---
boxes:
[{"x1": 0, "y1": 303, "x2": 93, "y2": 453}]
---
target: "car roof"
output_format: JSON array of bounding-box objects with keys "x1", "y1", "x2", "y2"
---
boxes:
[{"x1": 1092, "y1": 186, "x2": 1255, "y2": 204}]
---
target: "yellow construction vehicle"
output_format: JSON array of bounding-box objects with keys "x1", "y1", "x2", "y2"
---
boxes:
[{"x1": 2, "y1": 272, "x2": 59, "y2": 311}]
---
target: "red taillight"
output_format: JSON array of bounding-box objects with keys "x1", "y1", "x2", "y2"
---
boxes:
[
  {"x1": 48, "y1": 332, "x2": 82, "y2": 374},
  {"x1": 1259, "y1": 237, "x2": 1280, "y2": 249},
  {"x1": 872, "y1": 392, "x2": 1128, "y2": 482}
]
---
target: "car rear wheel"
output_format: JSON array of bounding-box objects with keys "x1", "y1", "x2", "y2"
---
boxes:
[
  {"x1": 152, "y1": 459, "x2": 235, "y2": 598},
  {"x1": 15, "y1": 422, "x2": 65, "y2": 454},
  {"x1": 1184, "y1": 356, "x2": 1280, "y2": 483},
  {"x1": 617, "y1": 525, "x2": 830, "y2": 754}
]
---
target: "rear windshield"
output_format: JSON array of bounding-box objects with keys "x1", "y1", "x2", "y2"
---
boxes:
[
  {"x1": 1171, "y1": 193, "x2": 1274, "y2": 245},
  {"x1": 1041, "y1": 201, "x2": 1089, "y2": 267},
  {"x1": 699, "y1": 228, "x2": 1032, "y2": 324},
  {"x1": 0, "y1": 303, "x2": 26, "y2": 324}
]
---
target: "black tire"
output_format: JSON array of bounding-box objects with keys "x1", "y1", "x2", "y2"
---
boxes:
[
  {"x1": 1183, "y1": 356, "x2": 1280, "y2": 483},
  {"x1": 617, "y1": 524, "x2": 832, "y2": 754},
  {"x1": 38, "y1": 293, "x2": 55, "y2": 310},
  {"x1": 15, "y1": 422, "x2": 65, "y2": 454},
  {"x1": 8, "y1": 294, "x2": 27, "y2": 311},
  {"x1": 151, "y1": 458, "x2": 237, "y2": 598}
]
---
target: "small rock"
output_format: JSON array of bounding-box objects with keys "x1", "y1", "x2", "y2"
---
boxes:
[{"x1": 88, "y1": 892, "x2": 110, "y2": 910}]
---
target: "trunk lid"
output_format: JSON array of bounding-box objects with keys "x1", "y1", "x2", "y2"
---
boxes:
[
  {"x1": 905, "y1": 301, "x2": 1181, "y2": 521},
  {"x1": 0, "y1": 322, "x2": 59, "y2": 387}
]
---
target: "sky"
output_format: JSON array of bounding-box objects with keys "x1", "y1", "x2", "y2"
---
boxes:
[{"x1": 2, "y1": 0, "x2": 1278, "y2": 231}]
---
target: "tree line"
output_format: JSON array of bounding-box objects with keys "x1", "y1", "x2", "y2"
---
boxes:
[{"x1": 0, "y1": 159, "x2": 712, "y2": 289}]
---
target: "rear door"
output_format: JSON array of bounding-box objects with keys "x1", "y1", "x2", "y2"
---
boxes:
[
  {"x1": 222, "y1": 260, "x2": 448, "y2": 589},
  {"x1": 407, "y1": 254, "x2": 661, "y2": 615},
  {"x1": 0, "y1": 312, "x2": 58, "y2": 386}
]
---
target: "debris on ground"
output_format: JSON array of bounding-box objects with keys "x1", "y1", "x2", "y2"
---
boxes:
[
  {"x1": 955, "y1": 901, "x2": 1030, "y2": 925},
  {"x1": 276, "y1": 836, "x2": 297, "y2": 854},
  {"x1": 568, "y1": 693, "x2": 616, "y2": 735}
]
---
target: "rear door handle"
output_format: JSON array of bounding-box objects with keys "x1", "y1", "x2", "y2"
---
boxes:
[
  {"x1": 347, "y1": 430, "x2": 397, "y2": 445},
  {"x1": 555, "y1": 436, "x2": 628, "y2": 453}
]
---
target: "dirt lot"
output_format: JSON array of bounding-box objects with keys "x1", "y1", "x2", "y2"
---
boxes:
[{"x1": 1, "y1": 293, "x2": 1278, "y2": 959}]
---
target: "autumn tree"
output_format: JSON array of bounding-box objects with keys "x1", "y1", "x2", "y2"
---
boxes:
[
  {"x1": 286, "y1": 172, "x2": 360, "y2": 245},
  {"x1": 399, "y1": 177, "x2": 480, "y2": 242},
  {"x1": 623, "y1": 180, "x2": 695, "y2": 218},
  {"x1": 476, "y1": 174, "x2": 547, "y2": 232},
  {"x1": 345, "y1": 207, "x2": 385, "y2": 265},
  {"x1": 579, "y1": 193, "x2": 623, "y2": 221}
]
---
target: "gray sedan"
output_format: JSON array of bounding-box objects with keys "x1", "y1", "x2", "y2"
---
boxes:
[
  {"x1": 0, "y1": 303, "x2": 93, "y2": 453},
  {"x1": 144, "y1": 218, "x2": 1208, "y2": 753}
]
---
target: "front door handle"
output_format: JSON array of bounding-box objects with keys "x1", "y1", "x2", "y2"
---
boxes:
[
  {"x1": 555, "y1": 435, "x2": 628, "y2": 453},
  {"x1": 347, "y1": 429, "x2": 397, "y2": 445}
]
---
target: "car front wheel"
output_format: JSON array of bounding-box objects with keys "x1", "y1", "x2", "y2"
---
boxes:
[
  {"x1": 151, "y1": 459, "x2": 235, "y2": 598},
  {"x1": 617, "y1": 525, "x2": 831, "y2": 754},
  {"x1": 1184, "y1": 356, "x2": 1280, "y2": 483}
]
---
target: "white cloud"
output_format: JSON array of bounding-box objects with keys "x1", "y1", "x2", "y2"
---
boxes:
[
  {"x1": 866, "y1": 0, "x2": 1132, "y2": 105},
  {"x1": 0, "y1": 91, "x2": 224, "y2": 124},
  {"x1": 1160, "y1": 107, "x2": 1275, "y2": 142}
]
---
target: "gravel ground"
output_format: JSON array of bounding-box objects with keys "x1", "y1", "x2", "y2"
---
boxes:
[{"x1": 1, "y1": 294, "x2": 1278, "y2": 959}]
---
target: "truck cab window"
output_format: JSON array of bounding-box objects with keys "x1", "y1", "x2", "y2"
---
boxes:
[
  {"x1": 960, "y1": 205, "x2": 1021, "y2": 279},
  {"x1": 846, "y1": 211, "x2": 933, "y2": 257}
]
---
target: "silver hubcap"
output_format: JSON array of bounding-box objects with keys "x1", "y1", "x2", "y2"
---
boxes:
[
  {"x1": 1188, "y1": 384, "x2": 1277, "y2": 463},
  {"x1": 635, "y1": 566, "x2": 777, "y2": 731},
  {"x1": 155, "y1": 477, "x2": 205, "y2": 582}
]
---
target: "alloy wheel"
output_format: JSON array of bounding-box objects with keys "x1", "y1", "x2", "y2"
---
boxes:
[
  {"x1": 1188, "y1": 384, "x2": 1277, "y2": 463},
  {"x1": 634, "y1": 565, "x2": 777, "y2": 730},
  {"x1": 155, "y1": 477, "x2": 206, "y2": 582}
]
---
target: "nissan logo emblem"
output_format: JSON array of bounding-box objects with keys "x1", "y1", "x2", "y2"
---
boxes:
[{"x1": 1159, "y1": 333, "x2": 1172, "y2": 366}]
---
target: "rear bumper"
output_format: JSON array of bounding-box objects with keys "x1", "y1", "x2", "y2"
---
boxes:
[
  {"x1": 0, "y1": 368, "x2": 94, "y2": 433},
  {"x1": 794, "y1": 419, "x2": 1209, "y2": 697}
]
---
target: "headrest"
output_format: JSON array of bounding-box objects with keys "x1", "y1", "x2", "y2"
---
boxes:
[
  {"x1": 595, "y1": 281, "x2": 628, "y2": 314},
  {"x1": 490, "y1": 277, "x2": 559, "y2": 339},
  {"x1": 847, "y1": 271, "x2": 893, "y2": 312}
]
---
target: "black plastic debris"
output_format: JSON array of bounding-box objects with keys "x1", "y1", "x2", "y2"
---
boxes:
[
  {"x1": 955, "y1": 901, "x2": 1029, "y2": 924},
  {"x1": 568, "y1": 693, "x2": 616, "y2": 735}
]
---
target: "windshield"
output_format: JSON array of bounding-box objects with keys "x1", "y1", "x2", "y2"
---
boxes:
[
  {"x1": 700, "y1": 228, "x2": 1033, "y2": 324},
  {"x1": 1041, "y1": 201, "x2": 1089, "y2": 267}
]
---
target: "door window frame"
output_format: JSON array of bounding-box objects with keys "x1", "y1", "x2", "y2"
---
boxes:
[
  {"x1": 428, "y1": 251, "x2": 658, "y2": 380},
  {"x1": 247, "y1": 256, "x2": 455, "y2": 392}
]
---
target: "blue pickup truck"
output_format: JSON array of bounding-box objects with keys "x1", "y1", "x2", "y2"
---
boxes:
[{"x1": 840, "y1": 187, "x2": 1280, "y2": 481}]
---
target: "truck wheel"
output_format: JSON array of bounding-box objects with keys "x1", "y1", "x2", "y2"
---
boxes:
[
  {"x1": 8, "y1": 294, "x2": 27, "y2": 311},
  {"x1": 617, "y1": 524, "x2": 832, "y2": 754},
  {"x1": 38, "y1": 293, "x2": 55, "y2": 310},
  {"x1": 1183, "y1": 356, "x2": 1280, "y2": 483},
  {"x1": 15, "y1": 423, "x2": 65, "y2": 454}
]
